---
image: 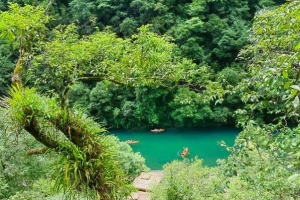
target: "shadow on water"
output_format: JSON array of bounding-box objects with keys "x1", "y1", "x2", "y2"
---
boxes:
[{"x1": 109, "y1": 127, "x2": 239, "y2": 170}]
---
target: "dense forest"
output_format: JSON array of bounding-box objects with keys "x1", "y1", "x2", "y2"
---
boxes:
[
  {"x1": 0, "y1": 0, "x2": 300, "y2": 199},
  {"x1": 0, "y1": 0, "x2": 286, "y2": 129}
]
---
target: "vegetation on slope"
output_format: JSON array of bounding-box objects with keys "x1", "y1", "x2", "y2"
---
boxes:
[{"x1": 0, "y1": 0, "x2": 299, "y2": 199}]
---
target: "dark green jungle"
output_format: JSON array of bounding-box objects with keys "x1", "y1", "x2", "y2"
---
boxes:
[{"x1": 0, "y1": 0, "x2": 300, "y2": 199}]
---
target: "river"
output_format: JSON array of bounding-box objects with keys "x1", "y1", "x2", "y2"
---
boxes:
[{"x1": 110, "y1": 127, "x2": 239, "y2": 170}]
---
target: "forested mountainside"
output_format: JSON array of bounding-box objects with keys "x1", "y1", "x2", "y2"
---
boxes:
[
  {"x1": 0, "y1": 0, "x2": 285, "y2": 129},
  {"x1": 1, "y1": 1, "x2": 300, "y2": 199}
]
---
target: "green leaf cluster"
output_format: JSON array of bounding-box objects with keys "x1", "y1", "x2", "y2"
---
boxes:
[
  {"x1": 0, "y1": 3, "x2": 49, "y2": 51},
  {"x1": 235, "y1": 1, "x2": 300, "y2": 124}
]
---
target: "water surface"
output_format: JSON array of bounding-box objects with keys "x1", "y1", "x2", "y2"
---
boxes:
[{"x1": 110, "y1": 127, "x2": 239, "y2": 170}]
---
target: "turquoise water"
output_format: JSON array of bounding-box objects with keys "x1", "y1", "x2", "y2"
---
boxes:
[{"x1": 110, "y1": 127, "x2": 239, "y2": 170}]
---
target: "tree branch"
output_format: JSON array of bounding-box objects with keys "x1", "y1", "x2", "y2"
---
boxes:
[
  {"x1": 77, "y1": 76, "x2": 126, "y2": 85},
  {"x1": 45, "y1": 0, "x2": 55, "y2": 14},
  {"x1": 26, "y1": 147, "x2": 48, "y2": 155},
  {"x1": 24, "y1": 113, "x2": 59, "y2": 149}
]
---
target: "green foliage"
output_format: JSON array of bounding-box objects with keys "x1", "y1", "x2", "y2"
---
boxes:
[
  {"x1": 2, "y1": 0, "x2": 283, "y2": 130},
  {"x1": 212, "y1": 106, "x2": 232, "y2": 124},
  {"x1": 106, "y1": 135, "x2": 150, "y2": 179},
  {"x1": 0, "y1": 108, "x2": 54, "y2": 199},
  {"x1": 132, "y1": 86, "x2": 173, "y2": 128},
  {"x1": 1, "y1": 97, "x2": 148, "y2": 199},
  {"x1": 235, "y1": 1, "x2": 300, "y2": 123},
  {"x1": 87, "y1": 82, "x2": 131, "y2": 128},
  {"x1": 32, "y1": 23, "x2": 198, "y2": 101},
  {"x1": 69, "y1": 0, "x2": 96, "y2": 23},
  {"x1": 0, "y1": 177, "x2": 9, "y2": 199},
  {"x1": 1, "y1": 1, "x2": 297, "y2": 199},
  {"x1": 157, "y1": 0, "x2": 252, "y2": 67},
  {"x1": 0, "y1": 3, "x2": 49, "y2": 51},
  {"x1": 3, "y1": 86, "x2": 136, "y2": 199},
  {"x1": 68, "y1": 82, "x2": 91, "y2": 109},
  {"x1": 50, "y1": 23, "x2": 219, "y2": 129},
  {"x1": 86, "y1": 82, "x2": 175, "y2": 129},
  {"x1": 0, "y1": 39, "x2": 14, "y2": 95},
  {"x1": 53, "y1": 138, "x2": 134, "y2": 199},
  {"x1": 219, "y1": 123, "x2": 300, "y2": 199},
  {"x1": 151, "y1": 144, "x2": 300, "y2": 199},
  {"x1": 84, "y1": 79, "x2": 230, "y2": 129},
  {"x1": 8, "y1": 178, "x2": 67, "y2": 200},
  {"x1": 54, "y1": 0, "x2": 285, "y2": 69},
  {"x1": 218, "y1": 67, "x2": 243, "y2": 86},
  {"x1": 169, "y1": 88, "x2": 213, "y2": 127},
  {"x1": 71, "y1": 65, "x2": 227, "y2": 129},
  {"x1": 151, "y1": 158, "x2": 223, "y2": 200},
  {"x1": 119, "y1": 17, "x2": 139, "y2": 37}
]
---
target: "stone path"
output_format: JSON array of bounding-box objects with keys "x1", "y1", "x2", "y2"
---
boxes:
[
  {"x1": 127, "y1": 191, "x2": 150, "y2": 200},
  {"x1": 128, "y1": 171, "x2": 163, "y2": 200}
]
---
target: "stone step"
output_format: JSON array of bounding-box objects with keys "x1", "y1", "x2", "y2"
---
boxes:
[
  {"x1": 127, "y1": 191, "x2": 150, "y2": 200},
  {"x1": 133, "y1": 171, "x2": 163, "y2": 192},
  {"x1": 128, "y1": 171, "x2": 163, "y2": 200}
]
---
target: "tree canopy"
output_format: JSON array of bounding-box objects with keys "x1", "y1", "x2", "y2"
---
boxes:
[
  {"x1": 235, "y1": 0, "x2": 300, "y2": 125},
  {"x1": 0, "y1": 2, "x2": 211, "y2": 198},
  {"x1": 151, "y1": 1, "x2": 300, "y2": 199},
  {"x1": 1, "y1": 0, "x2": 299, "y2": 199}
]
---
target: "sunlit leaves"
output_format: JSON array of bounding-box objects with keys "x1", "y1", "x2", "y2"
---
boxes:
[
  {"x1": 0, "y1": 3, "x2": 49, "y2": 50},
  {"x1": 151, "y1": 159, "x2": 220, "y2": 200},
  {"x1": 169, "y1": 88, "x2": 213, "y2": 126},
  {"x1": 236, "y1": 1, "x2": 300, "y2": 122},
  {"x1": 34, "y1": 24, "x2": 198, "y2": 94},
  {"x1": 293, "y1": 96, "x2": 299, "y2": 108},
  {"x1": 227, "y1": 4, "x2": 300, "y2": 196}
]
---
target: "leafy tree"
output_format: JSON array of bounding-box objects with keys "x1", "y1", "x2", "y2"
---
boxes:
[
  {"x1": 151, "y1": 156, "x2": 296, "y2": 200},
  {"x1": 0, "y1": 39, "x2": 14, "y2": 96},
  {"x1": 0, "y1": 3, "x2": 49, "y2": 88},
  {"x1": 235, "y1": 0, "x2": 300, "y2": 125},
  {"x1": 0, "y1": 108, "x2": 54, "y2": 199},
  {"x1": 219, "y1": 123, "x2": 300, "y2": 199},
  {"x1": 0, "y1": 178, "x2": 9, "y2": 200},
  {"x1": 151, "y1": 158, "x2": 223, "y2": 200},
  {"x1": 119, "y1": 17, "x2": 139, "y2": 37},
  {"x1": 0, "y1": 3, "x2": 206, "y2": 198},
  {"x1": 58, "y1": 0, "x2": 284, "y2": 69},
  {"x1": 223, "y1": 2, "x2": 300, "y2": 198},
  {"x1": 7, "y1": 179, "x2": 61, "y2": 200},
  {"x1": 107, "y1": 135, "x2": 150, "y2": 178},
  {"x1": 68, "y1": 82, "x2": 91, "y2": 109},
  {"x1": 151, "y1": 127, "x2": 300, "y2": 199},
  {"x1": 132, "y1": 86, "x2": 174, "y2": 128},
  {"x1": 85, "y1": 83, "x2": 175, "y2": 129},
  {"x1": 248, "y1": 0, "x2": 286, "y2": 16},
  {"x1": 1, "y1": 0, "x2": 285, "y2": 129},
  {"x1": 87, "y1": 83, "x2": 145, "y2": 129},
  {"x1": 152, "y1": 2, "x2": 300, "y2": 199},
  {"x1": 169, "y1": 88, "x2": 213, "y2": 127}
]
